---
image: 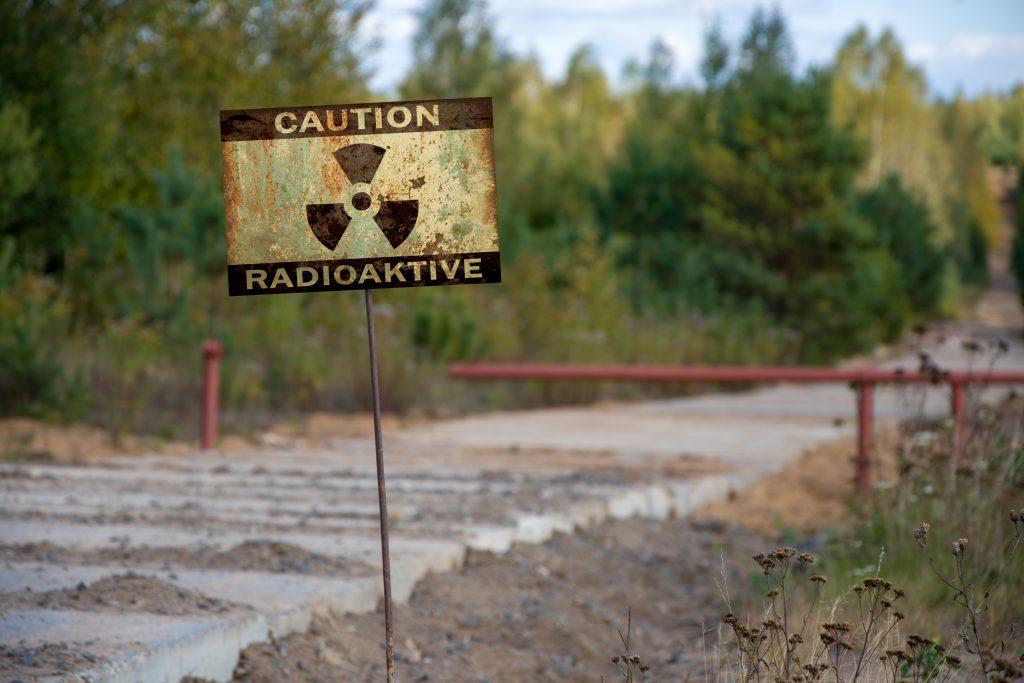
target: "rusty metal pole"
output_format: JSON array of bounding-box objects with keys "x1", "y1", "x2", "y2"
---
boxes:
[
  {"x1": 364, "y1": 289, "x2": 395, "y2": 682},
  {"x1": 200, "y1": 340, "x2": 223, "y2": 450},
  {"x1": 855, "y1": 382, "x2": 874, "y2": 497},
  {"x1": 951, "y1": 380, "x2": 967, "y2": 460}
]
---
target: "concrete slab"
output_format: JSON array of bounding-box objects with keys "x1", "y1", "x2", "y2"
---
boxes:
[
  {"x1": 0, "y1": 519, "x2": 462, "y2": 570},
  {"x1": 1, "y1": 609, "x2": 266, "y2": 683}
]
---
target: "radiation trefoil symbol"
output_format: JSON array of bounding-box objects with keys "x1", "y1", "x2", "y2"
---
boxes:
[{"x1": 306, "y1": 144, "x2": 419, "y2": 251}]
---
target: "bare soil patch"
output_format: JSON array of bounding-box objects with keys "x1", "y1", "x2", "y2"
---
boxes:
[
  {"x1": 0, "y1": 417, "x2": 193, "y2": 464},
  {"x1": 0, "y1": 412, "x2": 422, "y2": 464},
  {"x1": 219, "y1": 429, "x2": 935, "y2": 683},
  {"x1": 693, "y1": 428, "x2": 901, "y2": 538},
  {"x1": 0, "y1": 540, "x2": 370, "y2": 577},
  {"x1": 0, "y1": 573, "x2": 238, "y2": 617},
  {"x1": 0, "y1": 642, "x2": 99, "y2": 682},
  {"x1": 229, "y1": 516, "x2": 768, "y2": 683}
]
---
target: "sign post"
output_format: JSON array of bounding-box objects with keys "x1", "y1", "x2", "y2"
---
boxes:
[
  {"x1": 364, "y1": 287, "x2": 395, "y2": 676},
  {"x1": 220, "y1": 97, "x2": 500, "y2": 680}
]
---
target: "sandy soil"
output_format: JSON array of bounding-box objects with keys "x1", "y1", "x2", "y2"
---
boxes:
[
  {"x1": 0, "y1": 417, "x2": 195, "y2": 464},
  {"x1": 693, "y1": 427, "x2": 902, "y2": 538},
  {"x1": 0, "y1": 573, "x2": 239, "y2": 617},
  {"x1": 229, "y1": 516, "x2": 769, "y2": 683},
  {"x1": 0, "y1": 540, "x2": 370, "y2": 578},
  {"x1": 219, "y1": 426, "x2": 917, "y2": 683},
  {"x1": 0, "y1": 642, "x2": 99, "y2": 682},
  {"x1": 0, "y1": 412, "x2": 418, "y2": 465}
]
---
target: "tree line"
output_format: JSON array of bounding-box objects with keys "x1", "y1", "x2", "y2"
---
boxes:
[{"x1": 2, "y1": 0, "x2": 1022, "y2": 434}]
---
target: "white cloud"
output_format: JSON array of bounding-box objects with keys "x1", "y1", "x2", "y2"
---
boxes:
[
  {"x1": 364, "y1": 1, "x2": 1024, "y2": 97},
  {"x1": 660, "y1": 33, "x2": 702, "y2": 73},
  {"x1": 492, "y1": 0, "x2": 676, "y2": 14},
  {"x1": 950, "y1": 33, "x2": 1024, "y2": 60},
  {"x1": 906, "y1": 41, "x2": 938, "y2": 61},
  {"x1": 374, "y1": 0, "x2": 422, "y2": 11}
]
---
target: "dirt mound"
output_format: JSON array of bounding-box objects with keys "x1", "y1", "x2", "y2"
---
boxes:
[
  {"x1": 0, "y1": 540, "x2": 369, "y2": 577},
  {"x1": 0, "y1": 573, "x2": 238, "y2": 616},
  {"x1": 693, "y1": 428, "x2": 901, "y2": 538},
  {"x1": 0, "y1": 642, "x2": 99, "y2": 680},
  {"x1": 229, "y1": 516, "x2": 768, "y2": 682}
]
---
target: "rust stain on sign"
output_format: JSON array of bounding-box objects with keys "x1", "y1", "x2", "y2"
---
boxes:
[{"x1": 220, "y1": 97, "x2": 500, "y2": 296}]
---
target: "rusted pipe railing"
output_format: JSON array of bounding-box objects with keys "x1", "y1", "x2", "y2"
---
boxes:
[
  {"x1": 855, "y1": 381, "x2": 874, "y2": 495},
  {"x1": 448, "y1": 363, "x2": 1024, "y2": 495},
  {"x1": 201, "y1": 340, "x2": 223, "y2": 450}
]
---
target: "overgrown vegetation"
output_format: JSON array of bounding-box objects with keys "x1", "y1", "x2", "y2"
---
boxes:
[
  {"x1": 713, "y1": 469, "x2": 1022, "y2": 682},
  {"x1": 2, "y1": 1, "x2": 1019, "y2": 437},
  {"x1": 710, "y1": 346, "x2": 1024, "y2": 682}
]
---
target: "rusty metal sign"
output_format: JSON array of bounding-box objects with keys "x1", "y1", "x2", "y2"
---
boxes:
[{"x1": 220, "y1": 97, "x2": 500, "y2": 296}]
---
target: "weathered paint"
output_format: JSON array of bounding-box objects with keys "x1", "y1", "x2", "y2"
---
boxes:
[{"x1": 220, "y1": 97, "x2": 500, "y2": 296}]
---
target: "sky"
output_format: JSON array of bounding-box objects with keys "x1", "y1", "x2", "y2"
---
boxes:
[{"x1": 364, "y1": 0, "x2": 1024, "y2": 98}]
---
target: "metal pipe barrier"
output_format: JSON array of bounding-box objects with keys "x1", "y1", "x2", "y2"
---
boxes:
[
  {"x1": 448, "y1": 363, "x2": 1024, "y2": 495},
  {"x1": 201, "y1": 340, "x2": 223, "y2": 450}
]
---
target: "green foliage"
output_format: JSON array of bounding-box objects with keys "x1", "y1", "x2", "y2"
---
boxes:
[
  {"x1": 855, "y1": 175, "x2": 948, "y2": 316},
  {"x1": 0, "y1": 102, "x2": 40, "y2": 234},
  {"x1": 0, "y1": 274, "x2": 87, "y2": 419},
  {"x1": 118, "y1": 147, "x2": 225, "y2": 322},
  {"x1": 411, "y1": 291, "x2": 483, "y2": 363},
  {"x1": 402, "y1": 0, "x2": 503, "y2": 99},
  {"x1": 821, "y1": 404, "x2": 1024, "y2": 635},
  {"x1": 972, "y1": 86, "x2": 1024, "y2": 167},
  {"x1": 0, "y1": 1, "x2": 1008, "y2": 426},
  {"x1": 950, "y1": 199, "x2": 990, "y2": 289},
  {"x1": 1013, "y1": 172, "x2": 1024, "y2": 305},
  {"x1": 0, "y1": 1, "x2": 117, "y2": 269},
  {"x1": 601, "y1": 20, "x2": 923, "y2": 361}
]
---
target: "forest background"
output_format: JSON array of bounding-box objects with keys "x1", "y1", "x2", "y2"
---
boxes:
[{"x1": 2, "y1": 0, "x2": 1023, "y2": 441}]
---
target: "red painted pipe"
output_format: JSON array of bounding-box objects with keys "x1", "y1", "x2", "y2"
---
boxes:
[
  {"x1": 950, "y1": 380, "x2": 967, "y2": 460},
  {"x1": 449, "y1": 363, "x2": 1024, "y2": 385},
  {"x1": 201, "y1": 340, "x2": 223, "y2": 450},
  {"x1": 856, "y1": 383, "x2": 874, "y2": 496},
  {"x1": 449, "y1": 362, "x2": 1024, "y2": 495}
]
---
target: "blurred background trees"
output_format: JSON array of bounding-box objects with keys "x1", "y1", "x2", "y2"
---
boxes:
[{"x1": 2, "y1": 0, "x2": 1021, "y2": 436}]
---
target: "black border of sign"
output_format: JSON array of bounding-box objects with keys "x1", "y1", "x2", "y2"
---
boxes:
[
  {"x1": 220, "y1": 97, "x2": 493, "y2": 142},
  {"x1": 227, "y1": 251, "x2": 501, "y2": 296}
]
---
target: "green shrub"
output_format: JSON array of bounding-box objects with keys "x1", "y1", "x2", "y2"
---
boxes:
[{"x1": 0, "y1": 273, "x2": 86, "y2": 419}]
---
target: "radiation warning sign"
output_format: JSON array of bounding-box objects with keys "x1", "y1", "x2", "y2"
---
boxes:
[{"x1": 220, "y1": 97, "x2": 500, "y2": 296}]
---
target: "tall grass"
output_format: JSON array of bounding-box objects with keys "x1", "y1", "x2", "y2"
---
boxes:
[{"x1": 706, "y1": 346, "x2": 1024, "y2": 683}]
